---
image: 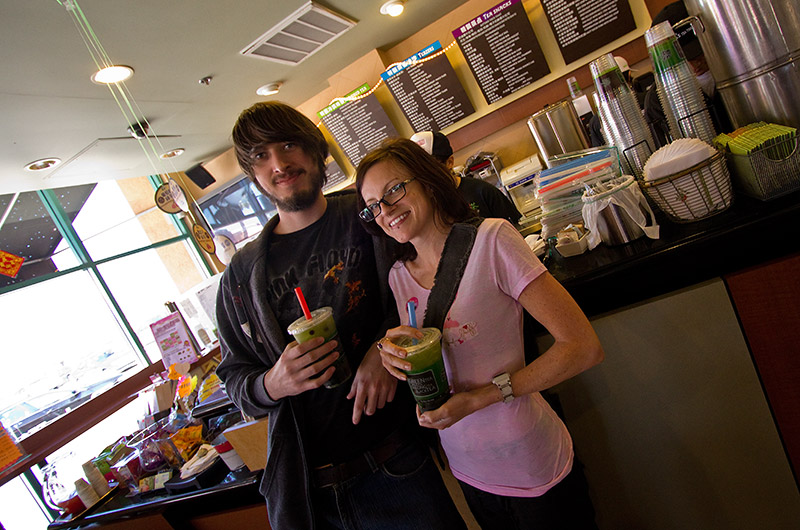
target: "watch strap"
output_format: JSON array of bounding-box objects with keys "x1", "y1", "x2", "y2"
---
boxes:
[{"x1": 492, "y1": 372, "x2": 514, "y2": 404}]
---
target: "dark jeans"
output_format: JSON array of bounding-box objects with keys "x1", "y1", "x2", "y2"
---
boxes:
[
  {"x1": 312, "y1": 439, "x2": 467, "y2": 530},
  {"x1": 458, "y1": 460, "x2": 598, "y2": 530}
]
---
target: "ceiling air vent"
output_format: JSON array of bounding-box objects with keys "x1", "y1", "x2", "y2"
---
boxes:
[{"x1": 240, "y1": 2, "x2": 356, "y2": 66}]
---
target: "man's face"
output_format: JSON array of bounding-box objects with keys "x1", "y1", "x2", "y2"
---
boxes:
[{"x1": 249, "y1": 141, "x2": 324, "y2": 212}]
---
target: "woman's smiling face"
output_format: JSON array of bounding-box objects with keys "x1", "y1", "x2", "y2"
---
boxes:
[{"x1": 360, "y1": 160, "x2": 435, "y2": 244}]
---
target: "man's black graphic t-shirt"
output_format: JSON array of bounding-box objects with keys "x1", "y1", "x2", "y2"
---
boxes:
[{"x1": 265, "y1": 194, "x2": 408, "y2": 466}]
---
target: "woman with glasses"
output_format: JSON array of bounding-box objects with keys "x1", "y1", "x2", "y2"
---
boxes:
[{"x1": 355, "y1": 138, "x2": 604, "y2": 530}]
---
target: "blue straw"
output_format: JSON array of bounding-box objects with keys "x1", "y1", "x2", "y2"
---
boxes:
[{"x1": 407, "y1": 300, "x2": 419, "y2": 345}]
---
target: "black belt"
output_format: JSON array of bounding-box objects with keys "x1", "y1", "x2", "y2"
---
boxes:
[{"x1": 312, "y1": 430, "x2": 409, "y2": 488}]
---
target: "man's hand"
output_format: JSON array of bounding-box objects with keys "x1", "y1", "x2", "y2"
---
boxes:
[
  {"x1": 347, "y1": 342, "x2": 398, "y2": 424},
  {"x1": 263, "y1": 337, "x2": 339, "y2": 400}
]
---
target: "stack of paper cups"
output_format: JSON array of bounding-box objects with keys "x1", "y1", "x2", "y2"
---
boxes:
[
  {"x1": 83, "y1": 460, "x2": 111, "y2": 496},
  {"x1": 74, "y1": 478, "x2": 100, "y2": 509}
]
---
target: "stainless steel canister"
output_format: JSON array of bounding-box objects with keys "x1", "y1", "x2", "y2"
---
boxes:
[
  {"x1": 683, "y1": 0, "x2": 800, "y2": 129},
  {"x1": 527, "y1": 101, "x2": 590, "y2": 168}
]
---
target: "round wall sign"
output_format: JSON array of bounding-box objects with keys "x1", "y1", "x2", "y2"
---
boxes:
[
  {"x1": 168, "y1": 178, "x2": 190, "y2": 212},
  {"x1": 154, "y1": 183, "x2": 182, "y2": 214},
  {"x1": 192, "y1": 223, "x2": 216, "y2": 254}
]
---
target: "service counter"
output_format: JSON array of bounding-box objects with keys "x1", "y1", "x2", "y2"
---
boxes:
[
  {"x1": 49, "y1": 468, "x2": 265, "y2": 530},
  {"x1": 538, "y1": 188, "x2": 800, "y2": 529},
  {"x1": 47, "y1": 189, "x2": 800, "y2": 530},
  {"x1": 545, "y1": 188, "x2": 800, "y2": 317}
]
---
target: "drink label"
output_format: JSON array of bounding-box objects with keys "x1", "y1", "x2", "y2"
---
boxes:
[
  {"x1": 407, "y1": 369, "x2": 441, "y2": 397},
  {"x1": 649, "y1": 38, "x2": 685, "y2": 72}
]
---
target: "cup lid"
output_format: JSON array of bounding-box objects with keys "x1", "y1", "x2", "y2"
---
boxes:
[
  {"x1": 394, "y1": 327, "x2": 441, "y2": 354},
  {"x1": 287, "y1": 306, "x2": 333, "y2": 335}
]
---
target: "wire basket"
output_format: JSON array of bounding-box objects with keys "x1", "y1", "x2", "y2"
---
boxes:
[
  {"x1": 639, "y1": 151, "x2": 733, "y2": 222},
  {"x1": 724, "y1": 133, "x2": 800, "y2": 200}
]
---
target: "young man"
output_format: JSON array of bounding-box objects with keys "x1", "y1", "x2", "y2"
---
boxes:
[
  {"x1": 411, "y1": 130, "x2": 522, "y2": 226},
  {"x1": 215, "y1": 102, "x2": 466, "y2": 530}
]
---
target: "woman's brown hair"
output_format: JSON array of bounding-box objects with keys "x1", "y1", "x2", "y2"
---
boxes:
[{"x1": 355, "y1": 137, "x2": 474, "y2": 260}]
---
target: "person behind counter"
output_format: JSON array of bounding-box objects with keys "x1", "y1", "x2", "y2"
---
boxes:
[
  {"x1": 356, "y1": 138, "x2": 604, "y2": 530},
  {"x1": 410, "y1": 130, "x2": 522, "y2": 226},
  {"x1": 215, "y1": 102, "x2": 467, "y2": 530}
]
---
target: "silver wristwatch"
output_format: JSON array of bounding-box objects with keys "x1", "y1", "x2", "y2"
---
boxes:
[{"x1": 491, "y1": 372, "x2": 514, "y2": 404}]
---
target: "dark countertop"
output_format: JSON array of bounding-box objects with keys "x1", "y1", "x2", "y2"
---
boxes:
[
  {"x1": 49, "y1": 467, "x2": 263, "y2": 530},
  {"x1": 544, "y1": 189, "x2": 800, "y2": 317}
]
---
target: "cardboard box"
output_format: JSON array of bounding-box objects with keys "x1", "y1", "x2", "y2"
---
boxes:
[{"x1": 222, "y1": 418, "x2": 269, "y2": 472}]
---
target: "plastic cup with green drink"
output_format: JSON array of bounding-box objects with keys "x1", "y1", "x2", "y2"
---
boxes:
[
  {"x1": 288, "y1": 288, "x2": 351, "y2": 389},
  {"x1": 395, "y1": 300, "x2": 450, "y2": 412},
  {"x1": 395, "y1": 327, "x2": 450, "y2": 412}
]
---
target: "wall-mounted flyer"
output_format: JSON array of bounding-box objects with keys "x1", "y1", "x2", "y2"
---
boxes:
[
  {"x1": 541, "y1": 0, "x2": 636, "y2": 65},
  {"x1": 318, "y1": 84, "x2": 399, "y2": 168},
  {"x1": 381, "y1": 41, "x2": 474, "y2": 132},
  {"x1": 149, "y1": 312, "x2": 200, "y2": 370},
  {"x1": 454, "y1": 0, "x2": 550, "y2": 105}
]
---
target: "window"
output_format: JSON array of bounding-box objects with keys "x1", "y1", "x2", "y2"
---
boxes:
[
  {"x1": 198, "y1": 176, "x2": 276, "y2": 248},
  {"x1": 0, "y1": 177, "x2": 210, "y2": 441},
  {"x1": 0, "y1": 175, "x2": 214, "y2": 527}
]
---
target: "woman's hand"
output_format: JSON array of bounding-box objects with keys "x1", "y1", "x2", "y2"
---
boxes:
[
  {"x1": 376, "y1": 326, "x2": 424, "y2": 380},
  {"x1": 417, "y1": 384, "x2": 501, "y2": 430}
]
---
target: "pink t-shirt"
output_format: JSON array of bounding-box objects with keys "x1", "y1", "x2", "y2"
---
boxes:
[{"x1": 389, "y1": 219, "x2": 573, "y2": 497}]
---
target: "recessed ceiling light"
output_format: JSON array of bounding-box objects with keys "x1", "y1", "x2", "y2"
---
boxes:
[
  {"x1": 256, "y1": 82, "x2": 282, "y2": 96},
  {"x1": 91, "y1": 65, "x2": 134, "y2": 84},
  {"x1": 24, "y1": 158, "x2": 62, "y2": 172},
  {"x1": 380, "y1": 0, "x2": 405, "y2": 17},
  {"x1": 160, "y1": 148, "x2": 185, "y2": 159}
]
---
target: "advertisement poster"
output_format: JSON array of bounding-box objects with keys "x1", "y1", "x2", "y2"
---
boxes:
[{"x1": 149, "y1": 312, "x2": 199, "y2": 369}]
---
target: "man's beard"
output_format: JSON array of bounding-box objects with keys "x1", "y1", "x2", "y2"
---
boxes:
[{"x1": 264, "y1": 165, "x2": 325, "y2": 212}]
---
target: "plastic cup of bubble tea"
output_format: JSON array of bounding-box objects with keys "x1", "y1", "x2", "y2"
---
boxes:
[
  {"x1": 287, "y1": 306, "x2": 352, "y2": 389},
  {"x1": 395, "y1": 328, "x2": 450, "y2": 412}
]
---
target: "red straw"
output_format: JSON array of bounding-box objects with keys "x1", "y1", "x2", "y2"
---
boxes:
[{"x1": 294, "y1": 287, "x2": 312, "y2": 320}]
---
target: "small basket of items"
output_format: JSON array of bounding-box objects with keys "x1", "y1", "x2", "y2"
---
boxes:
[
  {"x1": 714, "y1": 122, "x2": 800, "y2": 201},
  {"x1": 640, "y1": 138, "x2": 734, "y2": 222}
]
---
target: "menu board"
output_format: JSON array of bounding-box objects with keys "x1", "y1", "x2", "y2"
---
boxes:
[
  {"x1": 380, "y1": 41, "x2": 474, "y2": 132},
  {"x1": 541, "y1": 0, "x2": 636, "y2": 64},
  {"x1": 453, "y1": 0, "x2": 549, "y2": 105},
  {"x1": 322, "y1": 157, "x2": 349, "y2": 192},
  {"x1": 318, "y1": 84, "x2": 399, "y2": 168}
]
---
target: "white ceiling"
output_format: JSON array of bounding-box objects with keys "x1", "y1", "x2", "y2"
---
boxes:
[{"x1": 0, "y1": 0, "x2": 467, "y2": 195}]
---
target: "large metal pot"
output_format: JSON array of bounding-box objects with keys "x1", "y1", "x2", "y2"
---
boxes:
[
  {"x1": 683, "y1": 0, "x2": 800, "y2": 128},
  {"x1": 527, "y1": 101, "x2": 590, "y2": 167}
]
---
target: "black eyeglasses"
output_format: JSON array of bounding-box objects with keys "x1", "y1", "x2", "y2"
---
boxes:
[{"x1": 359, "y1": 178, "x2": 416, "y2": 222}]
